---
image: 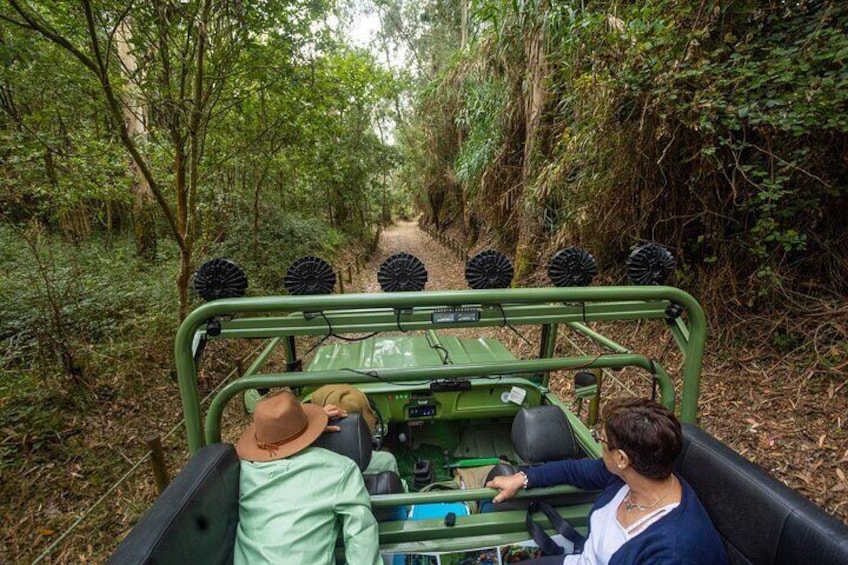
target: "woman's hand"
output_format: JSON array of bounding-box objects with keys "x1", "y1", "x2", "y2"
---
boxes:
[
  {"x1": 322, "y1": 404, "x2": 347, "y2": 432},
  {"x1": 485, "y1": 473, "x2": 526, "y2": 503}
]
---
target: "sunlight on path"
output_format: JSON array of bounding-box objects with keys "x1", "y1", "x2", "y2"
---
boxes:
[{"x1": 354, "y1": 219, "x2": 468, "y2": 293}]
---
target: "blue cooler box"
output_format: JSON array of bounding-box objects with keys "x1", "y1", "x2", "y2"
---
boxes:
[{"x1": 406, "y1": 501, "x2": 471, "y2": 521}]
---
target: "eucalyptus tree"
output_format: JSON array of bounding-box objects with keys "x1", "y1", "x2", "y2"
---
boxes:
[{"x1": 1, "y1": 0, "x2": 330, "y2": 318}]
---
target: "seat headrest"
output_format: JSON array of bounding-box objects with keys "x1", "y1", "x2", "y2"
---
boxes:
[
  {"x1": 484, "y1": 462, "x2": 518, "y2": 485},
  {"x1": 511, "y1": 405, "x2": 580, "y2": 463},
  {"x1": 363, "y1": 470, "x2": 405, "y2": 496},
  {"x1": 313, "y1": 413, "x2": 372, "y2": 472}
]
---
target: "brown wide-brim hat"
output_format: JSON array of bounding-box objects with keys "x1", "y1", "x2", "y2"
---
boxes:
[
  {"x1": 310, "y1": 384, "x2": 377, "y2": 431},
  {"x1": 236, "y1": 391, "x2": 328, "y2": 462}
]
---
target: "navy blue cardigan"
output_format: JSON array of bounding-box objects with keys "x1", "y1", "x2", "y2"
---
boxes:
[{"x1": 524, "y1": 459, "x2": 728, "y2": 564}]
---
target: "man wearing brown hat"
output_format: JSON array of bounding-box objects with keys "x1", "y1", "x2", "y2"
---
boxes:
[{"x1": 234, "y1": 391, "x2": 381, "y2": 565}]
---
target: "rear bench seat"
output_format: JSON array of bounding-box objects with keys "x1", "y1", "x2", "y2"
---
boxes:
[
  {"x1": 676, "y1": 423, "x2": 848, "y2": 565},
  {"x1": 108, "y1": 442, "x2": 240, "y2": 565}
]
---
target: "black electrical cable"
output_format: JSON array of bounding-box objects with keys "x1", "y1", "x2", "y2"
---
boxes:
[
  {"x1": 332, "y1": 331, "x2": 381, "y2": 342},
  {"x1": 340, "y1": 367, "x2": 432, "y2": 387},
  {"x1": 298, "y1": 312, "x2": 334, "y2": 361},
  {"x1": 395, "y1": 308, "x2": 409, "y2": 333},
  {"x1": 495, "y1": 303, "x2": 533, "y2": 347},
  {"x1": 432, "y1": 345, "x2": 451, "y2": 364},
  {"x1": 300, "y1": 312, "x2": 383, "y2": 364},
  {"x1": 425, "y1": 331, "x2": 451, "y2": 364}
]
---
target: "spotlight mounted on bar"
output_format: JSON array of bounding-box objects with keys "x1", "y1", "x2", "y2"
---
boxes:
[
  {"x1": 192, "y1": 258, "x2": 248, "y2": 302},
  {"x1": 378, "y1": 252, "x2": 428, "y2": 292},
  {"x1": 465, "y1": 250, "x2": 514, "y2": 289},
  {"x1": 626, "y1": 244, "x2": 675, "y2": 286},
  {"x1": 284, "y1": 256, "x2": 336, "y2": 295},
  {"x1": 548, "y1": 247, "x2": 597, "y2": 287}
]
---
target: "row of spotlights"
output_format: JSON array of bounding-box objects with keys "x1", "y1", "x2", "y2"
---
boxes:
[{"x1": 192, "y1": 244, "x2": 675, "y2": 301}]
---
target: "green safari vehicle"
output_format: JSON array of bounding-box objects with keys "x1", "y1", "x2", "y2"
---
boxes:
[{"x1": 109, "y1": 248, "x2": 848, "y2": 564}]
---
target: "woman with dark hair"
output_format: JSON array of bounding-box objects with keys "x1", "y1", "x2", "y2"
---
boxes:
[{"x1": 487, "y1": 398, "x2": 728, "y2": 564}]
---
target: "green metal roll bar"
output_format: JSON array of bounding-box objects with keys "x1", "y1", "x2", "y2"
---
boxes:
[{"x1": 175, "y1": 286, "x2": 706, "y2": 454}]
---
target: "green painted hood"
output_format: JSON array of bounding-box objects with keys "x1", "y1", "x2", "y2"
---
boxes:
[{"x1": 308, "y1": 332, "x2": 516, "y2": 372}]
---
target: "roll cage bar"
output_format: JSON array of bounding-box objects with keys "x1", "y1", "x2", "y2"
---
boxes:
[{"x1": 175, "y1": 286, "x2": 706, "y2": 454}]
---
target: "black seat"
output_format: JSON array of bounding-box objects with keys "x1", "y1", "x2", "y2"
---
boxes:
[
  {"x1": 313, "y1": 413, "x2": 374, "y2": 472},
  {"x1": 108, "y1": 443, "x2": 240, "y2": 565},
  {"x1": 313, "y1": 413, "x2": 405, "y2": 520},
  {"x1": 364, "y1": 471, "x2": 407, "y2": 521},
  {"x1": 676, "y1": 423, "x2": 848, "y2": 565},
  {"x1": 511, "y1": 405, "x2": 582, "y2": 463},
  {"x1": 483, "y1": 405, "x2": 595, "y2": 512}
]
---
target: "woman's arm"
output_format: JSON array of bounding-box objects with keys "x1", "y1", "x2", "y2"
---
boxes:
[
  {"x1": 487, "y1": 459, "x2": 614, "y2": 503},
  {"x1": 526, "y1": 458, "x2": 612, "y2": 491}
]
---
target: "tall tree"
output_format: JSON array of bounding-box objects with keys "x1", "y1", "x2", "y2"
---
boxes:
[{"x1": 1, "y1": 0, "x2": 327, "y2": 317}]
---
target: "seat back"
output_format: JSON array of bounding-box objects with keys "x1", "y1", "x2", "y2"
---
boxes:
[
  {"x1": 483, "y1": 406, "x2": 594, "y2": 513},
  {"x1": 676, "y1": 423, "x2": 848, "y2": 565},
  {"x1": 364, "y1": 471, "x2": 407, "y2": 521},
  {"x1": 108, "y1": 443, "x2": 240, "y2": 565},
  {"x1": 313, "y1": 413, "x2": 406, "y2": 520},
  {"x1": 511, "y1": 405, "x2": 581, "y2": 463},
  {"x1": 313, "y1": 413, "x2": 373, "y2": 471}
]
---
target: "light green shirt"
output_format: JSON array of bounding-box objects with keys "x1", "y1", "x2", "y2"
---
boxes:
[
  {"x1": 234, "y1": 447, "x2": 381, "y2": 565},
  {"x1": 364, "y1": 450, "x2": 400, "y2": 476}
]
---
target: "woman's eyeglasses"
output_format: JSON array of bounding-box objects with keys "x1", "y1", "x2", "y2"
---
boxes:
[{"x1": 591, "y1": 427, "x2": 608, "y2": 445}]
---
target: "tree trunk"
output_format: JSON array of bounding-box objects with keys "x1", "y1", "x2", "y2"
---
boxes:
[
  {"x1": 177, "y1": 247, "x2": 191, "y2": 320},
  {"x1": 461, "y1": 0, "x2": 468, "y2": 50},
  {"x1": 253, "y1": 168, "x2": 261, "y2": 261},
  {"x1": 514, "y1": 4, "x2": 549, "y2": 281},
  {"x1": 116, "y1": 22, "x2": 157, "y2": 260}
]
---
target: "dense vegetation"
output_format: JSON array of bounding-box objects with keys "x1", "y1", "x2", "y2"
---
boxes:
[
  {"x1": 400, "y1": 0, "x2": 847, "y2": 323},
  {"x1": 0, "y1": 0, "x2": 405, "y2": 370},
  {"x1": 0, "y1": 0, "x2": 846, "y2": 562},
  {"x1": 0, "y1": 3, "x2": 404, "y2": 560}
]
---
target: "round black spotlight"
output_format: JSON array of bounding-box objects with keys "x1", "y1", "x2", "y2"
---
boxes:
[
  {"x1": 465, "y1": 250, "x2": 514, "y2": 289},
  {"x1": 626, "y1": 244, "x2": 675, "y2": 285},
  {"x1": 192, "y1": 258, "x2": 248, "y2": 302},
  {"x1": 548, "y1": 247, "x2": 597, "y2": 287},
  {"x1": 284, "y1": 256, "x2": 336, "y2": 295},
  {"x1": 377, "y1": 252, "x2": 427, "y2": 292}
]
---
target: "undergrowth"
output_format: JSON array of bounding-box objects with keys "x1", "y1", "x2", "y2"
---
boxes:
[
  {"x1": 407, "y1": 0, "x2": 847, "y2": 321},
  {"x1": 0, "y1": 214, "x2": 351, "y2": 563}
]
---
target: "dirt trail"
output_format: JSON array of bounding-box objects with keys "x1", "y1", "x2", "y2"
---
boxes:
[{"x1": 351, "y1": 219, "x2": 468, "y2": 293}]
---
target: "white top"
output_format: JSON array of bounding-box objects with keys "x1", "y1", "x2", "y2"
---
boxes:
[{"x1": 563, "y1": 485, "x2": 679, "y2": 565}]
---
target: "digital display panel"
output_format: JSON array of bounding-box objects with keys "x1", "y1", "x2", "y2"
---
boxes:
[{"x1": 408, "y1": 405, "x2": 437, "y2": 418}]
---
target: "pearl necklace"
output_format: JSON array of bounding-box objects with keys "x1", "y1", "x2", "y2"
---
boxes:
[{"x1": 623, "y1": 476, "x2": 676, "y2": 512}]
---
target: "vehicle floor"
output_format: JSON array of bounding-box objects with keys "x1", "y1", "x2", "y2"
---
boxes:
[{"x1": 395, "y1": 422, "x2": 519, "y2": 488}]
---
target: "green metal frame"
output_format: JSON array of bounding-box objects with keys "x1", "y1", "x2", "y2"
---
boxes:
[
  {"x1": 175, "y1": 286, "x2": 706, "y2": 454},
  {"x1": 167, "y1": 285, "x2": 708, "y2": 555}
]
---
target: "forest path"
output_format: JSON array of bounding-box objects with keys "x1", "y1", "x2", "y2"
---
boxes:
[{"x1": 349, "y1": 218, "x2": 467, "y2": 293}]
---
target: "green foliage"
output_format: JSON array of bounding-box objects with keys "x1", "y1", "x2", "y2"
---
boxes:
[
  {"x1": 0, "y1": 223, "x2": 177, "y2": 376},
  {"x1": 618, "y1": 2, "x2": 847, "y2": 257},
  {"x1": 209, "y1": 211, "x2": 346, "y2": 296},
  {"x1": 454, "y1": 76, "x2": 507, "y2": 190},
  {"x1": 0, "y1": 24, "x2": 133, "y2": 230},
  {"x1": 0, "y1": 372, "x2": 80, "y2": 471},
  {"x1": 402, "y1": 0, "x2": 847, "y2": 304}
]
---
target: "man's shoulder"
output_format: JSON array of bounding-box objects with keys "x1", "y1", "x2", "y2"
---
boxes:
[{"x1": 302, "y1": 446, "x2": 360, "y2": 471}]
